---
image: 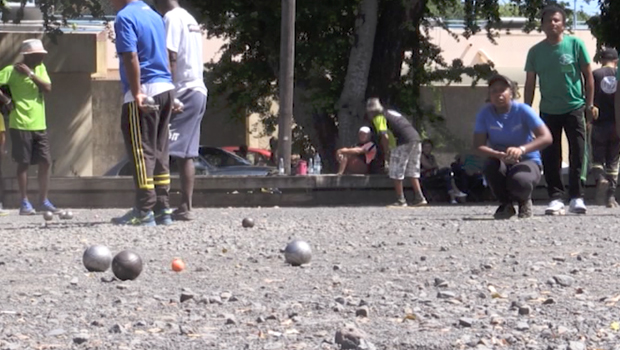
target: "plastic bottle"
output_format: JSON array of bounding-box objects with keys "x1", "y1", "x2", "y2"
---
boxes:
[
  {"x1": 314, "y1": 154, "x2": 322, "y2": 174},
  {"x1": 278, "y1": 158, "x2": 284, "y2": 175},
  {"x1": 308, "y1": 158, "x2": 314, "y2": 175}
]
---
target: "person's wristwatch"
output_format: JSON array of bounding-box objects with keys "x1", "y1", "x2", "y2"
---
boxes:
[
  {"x1": 587, "y1": 105, "x2": 596, "y2": 111},
  {"x1": 519, "y1": 146, "x2": 527, "y2": 154},
  {"x1": 27, "y1": 71, "x2": 34, "y2": 79}
]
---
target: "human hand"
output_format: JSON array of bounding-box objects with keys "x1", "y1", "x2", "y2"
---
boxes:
[
  {"x1": 505, "y1": 146, "x2": 523, "y2": 160},
  {"x1": 14, "y1": 63, "x2": 33, "y2": 77},
  {"x1": 586, "y1": 106, "x2": 599, "y2": 122}
]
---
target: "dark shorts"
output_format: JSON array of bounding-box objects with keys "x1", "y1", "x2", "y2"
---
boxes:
[
  {"x1": 9, "y1": 129, "x2": 51, "y2": 165},
  {"x1": 169, "y1": 90, "x2": 207, "y2": 158}
]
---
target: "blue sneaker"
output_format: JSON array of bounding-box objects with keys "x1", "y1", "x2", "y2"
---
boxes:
[
  {"x1": 38, "y1": 199, "x2": 61, "y2": 214},
  {"x1": 155, "y1": 208, "x2": 173, "y2": 226},
  {"x1": 20, "y1": 200, "x2": 36, "y2": 216},
  {"x1": 111, "y1": 209, "x2": 156, "y2": 226}
]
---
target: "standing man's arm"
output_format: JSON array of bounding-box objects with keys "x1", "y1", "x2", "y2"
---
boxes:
[
  {"x1": 524, "y1": 48, "x2": 537, "y2": 106},
  {"x1": 121, "y1": 52, "x2": 144, "y2": 106},
  {"x1": 164, "y1": 15, "x2": 182, "y2": 85},
  {"x1": 577, "y1": 40, "x2": 596, "y2": 120},
  {"x1": 524, "y1": 72, "x2": 537, "y2": 106},
  {"x1": 581, "y1": 64, "x2": 596, "y2": 121},
  {"x1": 168, "y1": 51, "x2": 177, "y2": 84},
  {"x1": 115, "y1": 16, "x2": 146, "y2": 108},
  {"x1": 14, "y1": 64, "x2": 51, "y2": 93}
]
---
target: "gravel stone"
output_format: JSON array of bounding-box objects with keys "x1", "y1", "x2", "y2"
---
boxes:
[
  {"x1": 73, "y1": 334, "x2": 89, "y2": 344},
  {"x1": 459, "y1": 318, "x2": 475, "y2": 327},
  {"x1": 356, "y1": 306, "x2": 369, "y2": 318},
  {"x1": 553, "y1": 275, "x2": 575, "y2": 287},
  {"x1": 568, "y1": 341, "x2": 586, "y2": 350},
  {"x1": 516, "y1": 322, "x2": 530, "y2": 331}
]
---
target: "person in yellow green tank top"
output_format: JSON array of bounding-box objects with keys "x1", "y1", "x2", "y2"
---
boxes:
[
  {"x1": 0, "y1": 39, "x2": 59, "y2": 216},
  {"x1": 524, "y1": 4, "x2": 595, "y2": 216}
]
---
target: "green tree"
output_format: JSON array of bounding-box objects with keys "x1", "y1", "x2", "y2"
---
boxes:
[{"x1": 587, "y1": 0, "x2": 619, "y2": 60}]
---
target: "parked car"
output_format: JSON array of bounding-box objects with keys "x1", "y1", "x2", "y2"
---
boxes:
[
  {"x1": 222, "y1": 146, "x2": 272, "y2": 166},
  {"x1": 104, "y1": 146, "x2": 276, "y2": 176}
]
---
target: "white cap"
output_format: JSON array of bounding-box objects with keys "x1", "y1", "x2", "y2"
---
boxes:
[
  {"x1": 21, "y1": 39, "x2": 47, "y2": 55},
  {"x1": 359, "y1": 126, "x2": 371, "y2": 134},
  {"x1": 366, "y1": 98, "x2": 383, "y2": 113}
]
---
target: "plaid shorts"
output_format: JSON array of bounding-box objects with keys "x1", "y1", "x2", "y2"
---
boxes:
[{"x1": 389, "y1": 142, "x2": 421, "y2": 180}]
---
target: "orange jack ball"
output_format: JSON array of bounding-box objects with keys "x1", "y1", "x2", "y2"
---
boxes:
[{"x1": 171, "y1": 258, "x2": 185, "y2": 272}]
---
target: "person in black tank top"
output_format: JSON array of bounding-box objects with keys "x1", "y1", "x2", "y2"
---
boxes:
[
  {"x1": 366, "y1": 98, "x2": 427, "y2": 207},
  {"x1": 591, "y1": 48, "x2": 620, "y2": 207}
]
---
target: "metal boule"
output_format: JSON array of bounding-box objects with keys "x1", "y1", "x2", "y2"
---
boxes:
[
  {"x1": 112, "y1": 250, "x2": 143, "y2": 281},
  {"x1": 82, "y1": 245, "x2": 112, "y2": 272},
  {"x1": 43, "y1": 211, "x2": 54, "y2": 221},
  {"x1": 242, "y1": 218, "x2": 255, "y2": 228},
  {"x1": 284, "y1": 240, "x2": 312, "y2": 266}
]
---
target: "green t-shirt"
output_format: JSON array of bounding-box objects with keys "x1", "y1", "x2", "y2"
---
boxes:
[
  {"x1": 524, "y1": 36, "x2": 591, "y2": 115},
  {"x1": 0, "y1": 64, "x2": 50, "y2": 130}
]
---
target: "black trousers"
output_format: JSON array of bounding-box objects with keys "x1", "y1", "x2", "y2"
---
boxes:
[
  {"x1": 120, "y1": 91, "x2": 173, "y2": 212},
  {"x1": 484, "y1": 158, "x2": 542, "y2": 203},
  {"x1": 541, "y1": 107, "x2": 587, "y2": 200},
  {"x1": 591, "y1": 121, "x2": 620, "y2": 194}
]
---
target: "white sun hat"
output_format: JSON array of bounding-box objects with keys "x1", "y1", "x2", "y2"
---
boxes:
[
  {"x1": 366, "y1": 98, "x2": 383, "y2": 113},
  {"x1": 359, "y1": 126, "x2": 371, "y2": 134},
  {"x1": 21, "y1": 39, "x2": 48, "y2": 55}
]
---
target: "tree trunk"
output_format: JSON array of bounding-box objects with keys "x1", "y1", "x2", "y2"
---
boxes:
[
  {"x1": 293, "y1": 81, "x2": 339, "y2": 173},
  {"x1": 336, "y1": 0, "x2": 379, "y2": 148},
  {"x1": 366, "y1": 0, "x2": 423, "y2": 105},
  {"x1": 366, "y1": 0, "x2": 407, "y2": 104}
]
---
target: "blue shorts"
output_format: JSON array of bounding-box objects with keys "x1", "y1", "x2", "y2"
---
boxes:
[{"x1": 169, "y1": 90, "x2": 207, "y2": 158}]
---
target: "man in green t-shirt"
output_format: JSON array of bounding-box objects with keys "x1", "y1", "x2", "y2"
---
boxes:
[
  {"x1": 524, "y1": 4, "x2": 595, "y2": 216},
  {"x1": 0, "y1": 39, "x2": 59, "y2": 215}
]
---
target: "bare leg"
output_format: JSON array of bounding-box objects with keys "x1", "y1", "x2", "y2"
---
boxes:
[
  {"x1": 17, "y1": 163, "x2": 28, "y2": 201},
  {"x1": 410, "y1": 177, "x2": 423, "y2": 197},
  {"x1": 38, "y1": 161, "x2": 51, "y2": 204},
  {"x1": 394, "y1": 179, "x2": 405, "y2": 200},
  {"x1": 410, "y1": 177, "x2": 427, "y2": 205},
  {"x1": 177, "y1": 158, "x2": 195, "y2": 213}
]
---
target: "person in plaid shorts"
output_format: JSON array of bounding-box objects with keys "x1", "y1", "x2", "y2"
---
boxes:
[{"x1": 366, "y1": 98, "x2": 427, "y2": 207}]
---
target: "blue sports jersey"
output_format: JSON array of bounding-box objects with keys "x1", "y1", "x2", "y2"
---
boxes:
[
  {"x1": 474, "y1": 101, "x2": 545, "y2": 165},
  {"x1": 115, "y1": 1, "x2": 172, "y2": 94}
]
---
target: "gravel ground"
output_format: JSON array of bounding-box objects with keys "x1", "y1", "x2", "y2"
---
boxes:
[{"x1": 1, "y1": 205, "x2": 620, "y2": 350}]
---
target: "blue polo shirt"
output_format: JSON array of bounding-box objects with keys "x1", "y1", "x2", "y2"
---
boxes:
[
  {"x1": 474, "y1": 101, "x2": 545, "y2": 165},
  {"x1": 115, "y1": 1, "x2": 172, "y2": 95}
]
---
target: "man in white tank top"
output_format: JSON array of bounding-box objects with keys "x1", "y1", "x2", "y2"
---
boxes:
[{"x1": 155, "y1": 0, "x2": 208, "y2": 221}]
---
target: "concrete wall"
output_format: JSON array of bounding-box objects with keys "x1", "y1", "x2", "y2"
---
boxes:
[{"x1": 92, "y1": 80, "x2": 125, "y2": 176}]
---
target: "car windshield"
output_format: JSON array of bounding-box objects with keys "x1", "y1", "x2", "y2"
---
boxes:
[{"x1": 199, "y1": 147, "x2": 252, "y2": 167}]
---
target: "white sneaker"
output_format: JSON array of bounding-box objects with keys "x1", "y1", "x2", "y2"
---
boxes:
[
  {"x1": 449, "y1": 189, "x2": 468, "y2": 198},
  {"x1": 545, "y1": 199, "x2": 565, "y2": 215},
  {"x1": 569, "y1": 198, "x2": 587, "y2": 214}
]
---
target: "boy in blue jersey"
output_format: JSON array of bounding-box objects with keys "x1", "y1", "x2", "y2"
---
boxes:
[
  {"x1": 110, "y1": 0, "x2": 175, "y2": 226},
  {"x1": 474, "y1": 75, "x2": 553, "y2": 219}
]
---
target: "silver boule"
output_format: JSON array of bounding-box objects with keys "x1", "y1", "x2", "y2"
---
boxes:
[
  {"x1": 173, "y1": 98, "x2": 184, "y2": 109},
  {"x1": 82, "y1": 245, "x2": 112, "y2": 272},
  {"x1": 63, "y1": 211, "x2": 74, "y2": 220},
  {"x1": 144, "y1": 96, "x2": 156, "y2": 105},
  {"x1": 284, "y1": 240, "x2": 312, "y2": 266},
  {"x1": 43, "y1": 211, "x2": 54, "y2": 221}
]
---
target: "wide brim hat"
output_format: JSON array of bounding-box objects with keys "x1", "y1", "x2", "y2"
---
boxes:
[
  {"x1": 366, "y1": 98, "x2": 383, "y2": 113},
  {"x1": 21, "y1": 39, "x2": 48, "y2": 55}
]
